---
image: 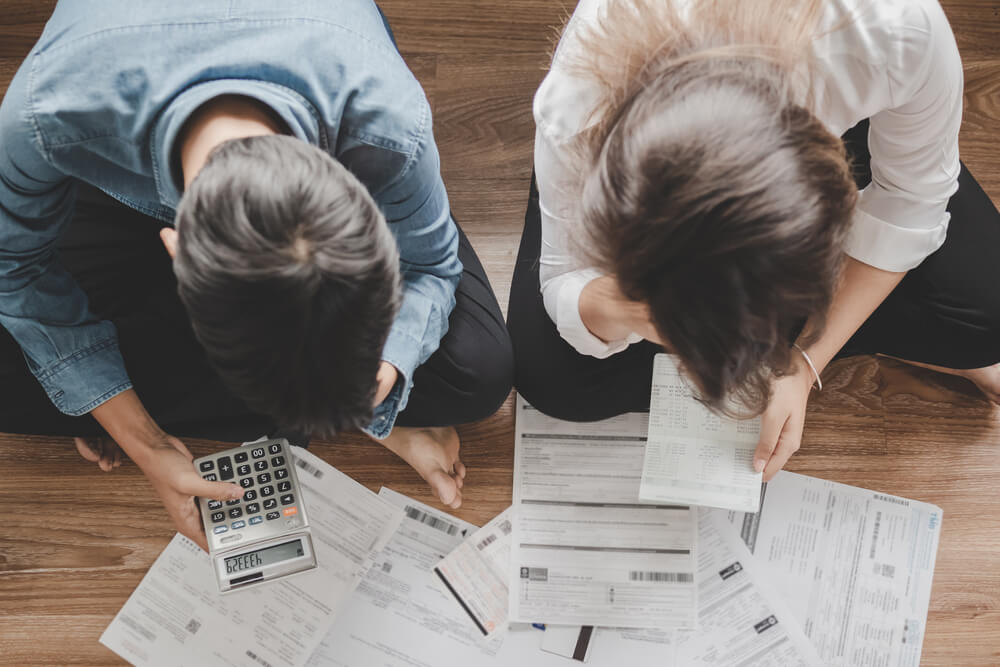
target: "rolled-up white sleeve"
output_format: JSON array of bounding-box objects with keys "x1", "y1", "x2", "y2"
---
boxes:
[{"x1": 843, "y1": 0, "x2": 963, "y2": 272}]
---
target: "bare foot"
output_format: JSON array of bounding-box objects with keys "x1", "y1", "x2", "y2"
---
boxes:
[
  {"x1": 74, "y1": 436, "x2": 123, "y2": 472},
  {"x1": 883, "y1": 356, "x2": 1000, "y2": 405},
  {"x1": 377, "y1": 426, "x2": 466, "y2": 509}
]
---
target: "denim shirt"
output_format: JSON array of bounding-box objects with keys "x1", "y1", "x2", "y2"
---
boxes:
[{"x1": 0, "y1": 0, "x2": 461, "y2": 439}]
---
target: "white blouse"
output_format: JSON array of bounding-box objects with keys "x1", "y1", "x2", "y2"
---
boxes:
[{"x1": 534, "y1": 0, "x2": 964, "y2": 358}]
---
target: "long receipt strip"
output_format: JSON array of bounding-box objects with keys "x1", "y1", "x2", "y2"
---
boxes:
[
  {"x1": 434, "y1": 506, "x2": 514, "y2": 638},
  {"x1": 509, "y1": 396, "x2": 698, "y2": 628},
  {"x1": 715, "y1": 471, "x2": 943, "y2": 667},
  {"x1": 100, "y1": 448, "x2": 403, "y2": 667},
  {"x1": 641, "y1": 353, "x2": 763, "y2": 512}
]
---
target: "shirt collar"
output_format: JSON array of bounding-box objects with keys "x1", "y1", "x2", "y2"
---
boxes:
[{"x1": 152, "y1": 79, "x2": 324, "y2": 210}]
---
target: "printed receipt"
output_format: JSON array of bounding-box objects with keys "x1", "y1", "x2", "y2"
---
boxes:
[
  {"x1": 434, "y1": 507, "x2": 514, "y2": 638},
  {"x1": 640, "y1": 353, "x2": 763, "y2": 512},
  {"x1": 99, "y1": 448, "x2": 403, "y2": 667}
]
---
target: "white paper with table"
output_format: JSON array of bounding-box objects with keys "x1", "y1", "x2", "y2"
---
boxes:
[
  {"x1": 99, "y1": 448, "x2": 403, "y2": 667},
  {"x1": 714, "y1": 471, "x2": 943, "y2": 667},
  {"x1": 640, "y1": 354, "x2": 763, "y2": 512},
  {"x1": 509, "y1": 396, "x2": 698, "y2": 629}
]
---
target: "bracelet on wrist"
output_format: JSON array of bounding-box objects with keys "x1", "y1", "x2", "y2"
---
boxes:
[{"x1": 792, "y1": 343, "x2": 822, "y2": 391}]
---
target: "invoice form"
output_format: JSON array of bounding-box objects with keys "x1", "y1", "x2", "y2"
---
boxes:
[
  {"x1": 640, "y1": 354, "x2": 763, "y2": 512},
  {"x1": 714, "y1": 471, "x2": 943, "y2": 667},
  {"x1": 509, "y1": 396, "x2": 698, "y2": 628},
  {"x1": 100, "y1": 448, "x2": 402, "y2": 667}
]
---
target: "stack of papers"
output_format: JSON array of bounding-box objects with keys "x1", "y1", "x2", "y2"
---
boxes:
[{"x1": 102, "y1": 354, "x2": 943, "y2": 666}]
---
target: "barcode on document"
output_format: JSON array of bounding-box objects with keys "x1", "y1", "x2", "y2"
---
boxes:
[
  {"x1": 628, "y1": 571, "x2": 694, "y2": 583},
  {"x1": 873, "y1": 562, "x2": 896, "y2": 578},
  {"x1": 246, "y1": 649, "x2": 274, "y2": 667},
  {"x1": 477, "y1": 534, "x2": 497, "y2": 551},
  {"x1": 404, "y1": 506, "x2": 460, "y2": 535},
  {"x1": 295, "y1": 458, "x2": 324, "y2": 479}
]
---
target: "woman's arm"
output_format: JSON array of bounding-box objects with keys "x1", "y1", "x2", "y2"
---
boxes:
[{"x1": 753, "y1": 257, "x2": 906, "y2": 480}]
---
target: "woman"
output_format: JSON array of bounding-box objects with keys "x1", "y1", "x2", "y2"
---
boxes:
[{"x1": 508, "y1": 0, "x2": 1000, "y2": 480}]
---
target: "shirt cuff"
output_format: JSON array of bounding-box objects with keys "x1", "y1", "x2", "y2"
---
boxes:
[
  {"x1": 362, "y1": 325, "x2": 424, "y2": 439},
  {"x1": 32, "y1": 337, "x2": 133, "y2": 416},
  {"x1": 843, "y1": 201, "x2": 949, "y2": 272},
  {"x1": 362, "y1": 374, "x2": 405, "y2": 440},
  {"x1": 552, "y1": 270, "x2": 643, "y2": 358}
]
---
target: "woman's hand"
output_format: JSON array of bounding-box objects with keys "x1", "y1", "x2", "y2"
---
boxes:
[
  {"x1": 579, "y1": 275, "x2": 664, "y2": 345},
  {"x1": 753, "y1": 353, "x2": 815, "y2": 481}
]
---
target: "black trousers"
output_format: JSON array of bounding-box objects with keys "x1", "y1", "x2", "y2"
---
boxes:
[
  {"x1": 0, "y1": 186, "x2": 513, "y2": 441},
  {"x1": 508, "y1": 120, "x2": 1000, "y2": 422}
]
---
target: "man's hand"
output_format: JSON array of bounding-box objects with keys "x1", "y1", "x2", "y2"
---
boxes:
[
  {"x1": 753, "y1": 354, "x2": 815, "y2": 481},
  {"x1": 138, "y1": 434, "x2": 244, "y2": 550},
  {"x1": 373, "y1": 361, "x2": 399, "y2": 407},
  {"x1": 579, "y1": 275, "x2": 664, "y2": 345}
]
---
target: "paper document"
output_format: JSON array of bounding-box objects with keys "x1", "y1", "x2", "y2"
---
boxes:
[
  {"x1": 434, "y1": 506, "x2": 514, "y2": 638},
  {"x1": 100, "y1": 448, "x2": 402, "y2": 667},
  {"x1": 715, "y1": 471, "x2": 943, "y2": 666},
  {"x1": 546, "y1": 512, "x2": 823, "y2": 667},
  {"x1": 308, "y1": 489, "x2": 600, "y2": 667},
  {"x1": 640, "y1": 354, "x2": 763, "y2": 512},
  {"x1": 509, "y1": 396, "x2": 698, "y2": 629}
]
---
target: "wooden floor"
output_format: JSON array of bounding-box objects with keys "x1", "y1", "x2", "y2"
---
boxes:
[{"x1": 1, "y1": 1, "x2": 999, "y2": 664}]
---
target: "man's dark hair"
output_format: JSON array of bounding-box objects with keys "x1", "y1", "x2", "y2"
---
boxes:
[{"x1": 174, "y1": 135, "x2": 401, "y2": 436}]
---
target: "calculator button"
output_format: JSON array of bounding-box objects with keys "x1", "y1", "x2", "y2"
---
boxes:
[
  {"x1": 275, "y1": 468, "x2": 289, "y2": 480},
  {"x1": 237, "y1": 464, "x2": 251, "y2": 476},
  {"x1": 280, "y1": 494, "x2": 295, "y2": 506},
  {"x1": 199, "y1": 461, "x2": 215, "y2": 472},
  {"x1": 254, "y1": 460, "x2": 268, "y2": 472},
  {"x1": 226, "y1": 498, "x2": 241, "y2": 506},
  {"x1": 203, "y1": 473, "x2": 217, "y2": 481},
  {"x1": 217, "y1": 456, "x2": 234, "y2": 480},
  {"x1": 249, "y1": 516, "x2": 263, "y2": 526},
  {"x1": 261, "y1": 485, "x2": 275, "y2": 497},
  {"x1": 243, "y1": 490, "x2": 258, "y2": 502},
  {"x1": 252, "y1": 447, "x2": 266, "y2": 459},
  {"x1": 271, "y1": 456, "x2": 285, "y2": 467},
  {"x1": 266, "y1": 511, "x2": 281, "y2": 521},
  {"x1": 228, "y1": 507, "x2": 243, "y2": 519},
  {"x1": 239, "y1": 477, "x2": 254, "y2": 489},
  {"x1": 263, "y1": 498, "x2": 277, "y2": 510},
  {"x1": 278, "y1": 481, "x2": 291, "y2": 493},
  {"x1": 245, "y1": 502, "x2": 260, "y2": 514},
  {"x1": 208, "y1": 500, "x2": 223, "y2": 510},
  {"x1": 283, "y1": 506, "x2": 298, "y2": 516},
  {"x1": 211, "y1": 511, "x2": 225, "y2": 523},
  {"x1": 257, "y1": 473, "x2": 272, "y2": 484},
  {"x1": 268, "y1": 443, "x2": 282, "y2": 454},
  {"x1": 213, "y1": 525, "x2": 228, "y2": 535},
  {"x1": 231, "y1": 520, "x2": 246, "y2": 530},
  {"x1": 234, "y1": 452, "x2": 249, "y2": 463}
]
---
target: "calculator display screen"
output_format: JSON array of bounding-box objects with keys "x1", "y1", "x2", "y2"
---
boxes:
[{"x1": 225, "y1": 539, "x2": 304, "y2": 575}]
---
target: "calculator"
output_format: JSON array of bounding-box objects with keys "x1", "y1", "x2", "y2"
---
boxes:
[{"x1": 194, "y1": 438, "x2": 317, "y2": 593}]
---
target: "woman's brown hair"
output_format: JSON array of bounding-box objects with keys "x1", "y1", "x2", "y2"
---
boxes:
[{"x1": 568, "y1": 0, "x2": 858, "y2": 414}]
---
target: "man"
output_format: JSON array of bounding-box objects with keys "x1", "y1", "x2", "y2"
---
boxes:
[{"x1": 0, "y1": 0, "x2": 513, "y2": 549}]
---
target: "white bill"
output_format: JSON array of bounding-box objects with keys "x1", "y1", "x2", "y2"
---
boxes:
[
  {"x1": 509, "y1": 396, "x2": 698, "y2": 629},
  {"x1": 714, "y1": 471, "x2": 943, "y2": 666},
  {"x1": 99, "y1": 448, "x2": 403, "y2": 667},
  {"x1": 434, "y1": 506, "x2": 514, "y2": 638},
  {"x1": 640, "y1": 354, "x2": 763, "y2": 512}
]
